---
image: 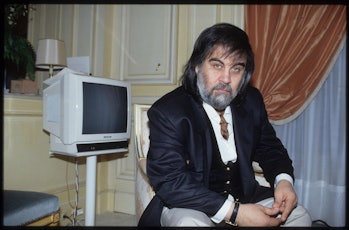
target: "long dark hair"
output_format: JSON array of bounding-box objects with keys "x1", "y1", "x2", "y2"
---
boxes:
[{"x1": 181, "y1": 23, "x2": 254, "y2": 105}]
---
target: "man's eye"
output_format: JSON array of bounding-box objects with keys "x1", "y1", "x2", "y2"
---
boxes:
[
  {"x1": 213, "y1": 63, "x2": 223, "y2": 69},
  {"x1": 231, "y1": 66, "x2": 244, "y2": 73}
]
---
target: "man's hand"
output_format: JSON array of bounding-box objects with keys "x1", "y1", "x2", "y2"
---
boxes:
[
  {"x1": 235, "y1": 203, "x2": 283, "y2": 226},
  {"x1": 273, "y1": 180, "x2": 298, "y2": 223}
]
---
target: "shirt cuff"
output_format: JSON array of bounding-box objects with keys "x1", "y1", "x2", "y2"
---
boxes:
[
  {"x1": 274, "y1": 173, "x2": 294, "y2": 187},
  {"x1": 211, "y1": 174, "x2": 293, "y2": 223},
  {"x1": 211, "y1": 195, "x2": 234, "y2": 223}
]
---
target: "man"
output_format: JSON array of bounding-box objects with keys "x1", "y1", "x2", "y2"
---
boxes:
[{"x1": 139, "y1": 23, "x2": 312, "y2": 227}]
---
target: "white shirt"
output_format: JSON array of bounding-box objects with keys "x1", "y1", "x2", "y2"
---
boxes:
[
  {"x1": 202, "y1": 103, "x2": 237, "y2": 164},
  {"x1": 202, "y1": 102, "x2": 293, "y2": 223}
]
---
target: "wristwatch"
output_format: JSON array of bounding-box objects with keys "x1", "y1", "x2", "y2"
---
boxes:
[{"x1": 225, "y1": 201, "x2": 240, "y2": 226}]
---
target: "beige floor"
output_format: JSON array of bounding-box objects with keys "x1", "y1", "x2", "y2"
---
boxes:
[
  {"x1": 61, "y1": 212, "x2": 137, "y2": 227},
  {"x1": 95, "y1": 212, "x2": 137, "y2": 226},
  {"x1": 67, "y1": 212, "x2": 137, "y2": 227}
]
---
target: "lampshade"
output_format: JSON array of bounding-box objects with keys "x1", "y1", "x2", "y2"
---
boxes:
[{"x1": 36, "y1": 39, "x2": 67, "y2": 77}]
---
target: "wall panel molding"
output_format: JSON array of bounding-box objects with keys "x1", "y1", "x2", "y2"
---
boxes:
[{"x1": 120, "y1": 5, "x2": 178, "y2": 84}]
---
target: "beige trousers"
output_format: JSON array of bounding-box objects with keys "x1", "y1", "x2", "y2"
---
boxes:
[{"x1": 160, "y1": 197, "x2": 312, "y2": 227}]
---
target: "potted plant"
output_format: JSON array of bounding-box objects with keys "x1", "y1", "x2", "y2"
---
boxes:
[{"x1": 4, "y1": 4, "x2": 36, "y2": 92}]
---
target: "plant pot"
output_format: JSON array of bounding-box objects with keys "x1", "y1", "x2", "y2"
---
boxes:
[
  {"x1": 11, "y1": 79, "x2": 38, "y2": 94},
  {"x1": 4, "y1": 59, "x2": 26, "y2": 91}
]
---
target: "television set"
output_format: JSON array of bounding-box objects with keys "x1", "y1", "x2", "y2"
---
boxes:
[{"x1": 43, "y1": 68, "x2": 131, "y2": 157}]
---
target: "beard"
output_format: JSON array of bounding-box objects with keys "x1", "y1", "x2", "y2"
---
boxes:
[{"x1": 197, "y1": 72, "x2": 237, "y2": 111}]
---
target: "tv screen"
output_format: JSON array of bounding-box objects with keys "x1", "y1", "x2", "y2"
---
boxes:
[
  {"x1": 43, "y1": 68, "x2": 131, "y2": 157},
  {"x1": 83, "y1": 83, "x2": 128, "y2": 134}
]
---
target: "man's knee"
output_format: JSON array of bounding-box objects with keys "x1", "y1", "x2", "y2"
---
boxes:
[
  {"x1": 161, "y1": 207, "x2": 214, "y2": 227},
  {"x1": 176, "y1": 215, "x2": 213, "y2": 226},
  {"x1": 283, "y1": 205, "x2": 312, "y2": 226}
]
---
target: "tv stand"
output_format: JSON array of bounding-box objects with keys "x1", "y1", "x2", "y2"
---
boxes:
[
  {"x1": 52, "y1": 148, "x2": 128, "y2": 226},
  {"x1": 85, "y1": 155, "x2": 96, "y2": 226}
]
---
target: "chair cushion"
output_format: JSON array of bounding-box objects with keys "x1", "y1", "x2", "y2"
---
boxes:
[{"x1": 3, "y1": 190, "x2": 59, "y2": 226}]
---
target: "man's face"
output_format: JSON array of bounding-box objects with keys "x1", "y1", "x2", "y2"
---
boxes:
[{"x1": 196, "y1": 45, "x2": 247, "y2": 111}]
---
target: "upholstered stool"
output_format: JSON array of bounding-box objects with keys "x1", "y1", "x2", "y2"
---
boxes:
[{"x1": 3, "y1": 190, "x2": 60, "y2": 226}]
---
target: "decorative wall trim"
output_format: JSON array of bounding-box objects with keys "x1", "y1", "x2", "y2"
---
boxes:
[
  {"x1": 120, "y1": 5, "x2": 177, "y2": 84},
  {"x1": 4, "y1": 95, "x2": 43, "y2": 117},
  {"x1": 132, "y1": 96, "x2": 159, "y2": 105},
  {"x1": 115, "y1": 157, "x2": 135, "y2": 181}
]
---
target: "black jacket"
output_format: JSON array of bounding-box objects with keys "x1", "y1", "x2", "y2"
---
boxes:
[{"x1": 139, "y1": 86, "x2": 294, "y2": 226}]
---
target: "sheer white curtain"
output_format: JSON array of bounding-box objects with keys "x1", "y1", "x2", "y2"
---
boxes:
[{"x1": 273, "y1": 42, "x2": 346, "y2": 226}]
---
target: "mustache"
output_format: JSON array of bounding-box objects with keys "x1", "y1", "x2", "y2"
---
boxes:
[{"x1": 211, "y1": 83, "x2": 232, "y2": 93}]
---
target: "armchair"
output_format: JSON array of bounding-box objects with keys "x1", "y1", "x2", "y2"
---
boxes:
[{"x1": 134, "y1": 104, "x2": 153, "y2": 221}]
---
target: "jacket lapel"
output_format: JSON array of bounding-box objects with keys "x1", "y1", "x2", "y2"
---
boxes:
[
  {"x1": 230, "y1": 104, "x2": 256, "y2": 199},
  {"x1": 194, "y1": 102, "x2": 214, "y2": 186}
]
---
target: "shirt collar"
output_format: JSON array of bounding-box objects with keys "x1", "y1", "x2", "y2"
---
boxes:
[{"x1": 202, "y1": 102, "x2": 231, "y2": 121}]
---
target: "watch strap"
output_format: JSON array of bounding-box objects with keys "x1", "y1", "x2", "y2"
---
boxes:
[{"x1": 226, "y1": 201, "x2": 240, "y2": 226}]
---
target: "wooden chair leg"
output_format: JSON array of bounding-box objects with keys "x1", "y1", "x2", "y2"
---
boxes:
[{"x1": 25, "y1": 210, "x2": 60, "y2": 226}]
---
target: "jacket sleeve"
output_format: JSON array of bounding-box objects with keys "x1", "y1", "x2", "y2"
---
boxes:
[
  {"x1": 146, "y1": 105, "x2": 226, "y2": 217},
  {"x1": 249, "y1": 88, "x2": 294, "y2": 187}
]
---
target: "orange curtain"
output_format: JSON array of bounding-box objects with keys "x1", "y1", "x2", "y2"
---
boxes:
[{"x1": 245, "y1": 5, "x2": 346, "y2": 124}]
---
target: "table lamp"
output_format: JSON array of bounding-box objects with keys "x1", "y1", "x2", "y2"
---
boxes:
[{"x1": 35, "y1": 39, "x2": 67, "y2": 77}]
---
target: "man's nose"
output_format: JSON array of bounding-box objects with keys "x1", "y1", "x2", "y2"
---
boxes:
[{"x1": 220, "y1": 69, "x2": 231, "y2": 83}]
